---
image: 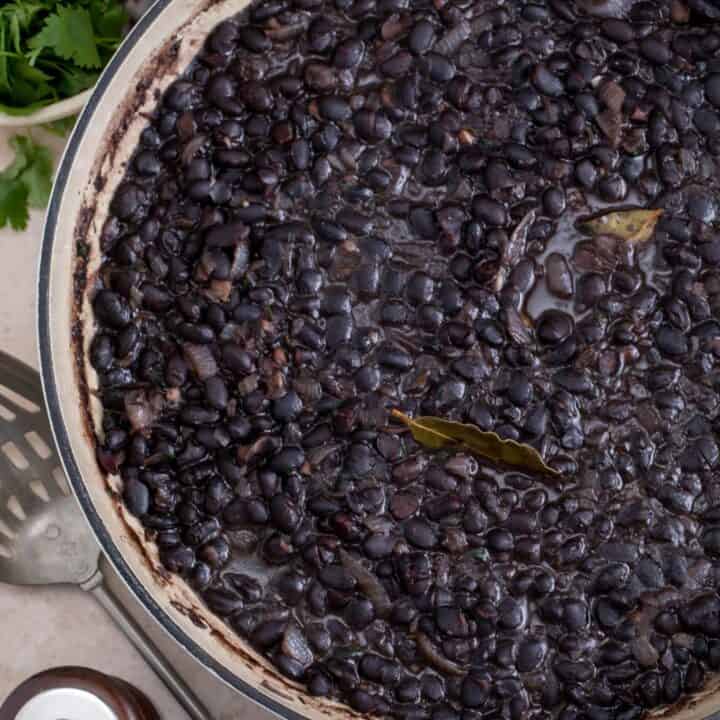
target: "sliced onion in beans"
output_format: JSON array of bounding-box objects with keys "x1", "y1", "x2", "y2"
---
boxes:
[
  {"x1": 207, "y1": 279, "x2": 233, "y2": 303},
  {"x1": 282, "y1": 623, "x2": 314, "y2": 667},
  {"x1": 339, "y1": 549, "x2": 392, "y2": 618},
  {"x1": 181, "y1": 134, "x2": 206, "y2": 166},
  {"x1": 416, "y1": 633, "x2": 467, "y2": 676},
  {"x1": 124, "y1": 389, "x2": 157, "y2": 432},
  {"x1": 307, "y1": 444, "x2": 341, "y2": 467},
  {"x1": 182, "y1": 343, "x2": 218, "y2": 380},
  {"x1": 230, "y1": 240, "x2": 250, "y2": 278}
]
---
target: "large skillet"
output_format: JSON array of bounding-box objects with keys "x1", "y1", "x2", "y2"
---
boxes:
[{"x1": 33, "y1": 0, "x2": 720, "y2": 718}]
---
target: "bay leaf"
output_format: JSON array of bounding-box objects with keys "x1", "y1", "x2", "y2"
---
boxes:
[
  {"x1": 392, "y1": 410, "x2": 560, "y2": 478},
  {"x1": 579, "y1": 208, "x2": 663, "y2": 244}
]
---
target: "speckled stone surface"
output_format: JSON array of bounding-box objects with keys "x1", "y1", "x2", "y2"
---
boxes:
[{"x1": 0, "y1": 130, "x2": 270, "y2": 720}]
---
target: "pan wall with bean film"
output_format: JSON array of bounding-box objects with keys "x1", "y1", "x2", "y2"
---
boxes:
[
  {"x1": 33, "y1": 0, "x2": 720, "y2": 719},
  {"x1": 37, "y1": 1, "x2": 362, "y2": 718}
]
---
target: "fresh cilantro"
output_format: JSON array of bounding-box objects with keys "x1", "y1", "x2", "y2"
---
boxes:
[
  {"x1": 0, "y1": 182, "x2": 29, "y2": 231},
  {"x1": 0, "y1": 134, "x2": 54, "y2": 231},
  {"x1": 90, "y1": 0, "x2": 128, "y2": 40},
  {"x1": 29, "y1": 6, "x2": 101, "y2": 69},
  {"x1": 16, "y1": 137, "x2": 53, "y2": 208},
  {"x1": 0, "y1": 0, "x2": 129, "y2": 115},
  {"x1": 57, "y1": 65, "x2": 99, "y2": 96}
]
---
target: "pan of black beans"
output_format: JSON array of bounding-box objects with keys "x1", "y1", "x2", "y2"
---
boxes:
[{"x1": 37, "y1": 0, "x2": 720, "y2": 719}]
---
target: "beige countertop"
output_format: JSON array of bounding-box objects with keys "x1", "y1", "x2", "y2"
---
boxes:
[{"x1": 0, "y1": 129, "x2": 273, "y2": 720}]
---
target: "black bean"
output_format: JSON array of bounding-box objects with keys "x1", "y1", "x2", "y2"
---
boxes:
[
  {"x1": 253, "y1": 619, "x2": 288, "y2": 647},
  {"x1": 184, "y1": 518, "x2": 221, "y2": 547},
  {"x1": 545, "y1": 253, "x2": 573, "y2": 298},
  {"x1": 472, "y1": 196, "x2": 508, "y2": 226},
  {"x1": 542, "y1": 187, "x2": 566, "y2": 217},
  {"x1": 656, "y1": 325, "x2": 688, "y2": 356},
  {"x1": 204, "y1": 376, "x2": 228, "y2": 410},
  {"x1": 575, "y1": 158, "x2": 599, "y2": 189},
  {"x1": 409, "y1": 20, "x2": 435, "y2": 54},
  {"x1": 319, "y1": 565, "x2": 356, "y2": 591},
  {"x1": 419, "y1": 53, "x2": 455, "y2": 82},
  {"x1": 334, "y1": 39, "x2": 364, "y2": 69},
  {"x1": 160, "y1": 545, "x2": 195, "y2": 573},
  {"x1": 90, "y1": 335, "x2": 114, "y2": 372},
  {"x1": 537, "y1": 310, "x2": 574, "y2": 345},
  {"x1": 180, "y1": 406, "x2": 221, "y2": 425},
  {"x1": 532, "y1": 63, "x2": 563, "y2": 97},
  {"x1": 272, "y1": 391, "x2": 303, "y2": 421},
  {"x1": 238, "y1": 26, "x2": 271, "y2": 53},
  {"x1": 318, "y1": 95, "x2": 352, "y2": 121},
  {"x1": 517, "y1": 638, "x2": 547, "y2": 673},
  {"x1": 354, "y1": 109, "x2": 393, "y2": 143},
  {"x1": 381, "y1": 51, "x2": 413, "y2": 78},
  {"x1": 706, "y1": 74, "x2": 720, "y2": 107},
  {"x1": 123, "y1": 477, "x2": 150, "y2": 517},
  {"x1": 404, "y1": 518, "x2": 438, "y2": 549},
  {"x1": 94, "y1": 291, "x2": 131, "y2": 328},
  {"x1": 378, "y1": 346, "x2": 413, "y2": 371},
  {"x1": 204, "y1": 587, "x2": 244, "y2": 615},
  {"x1": 461, "y1": 676, "x2": 489, "y2": 708},
  {"x1": 640, "y1": 36, "x2": 671, "y2": 65}
]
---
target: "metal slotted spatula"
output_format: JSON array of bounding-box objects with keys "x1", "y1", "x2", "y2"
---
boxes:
[{"x1": 0, "y1": 350, "x2": 208, "y2": 720}]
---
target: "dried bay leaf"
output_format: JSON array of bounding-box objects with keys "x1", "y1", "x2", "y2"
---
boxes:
[
  {"x1": 391, "y1": 410, "x2": 560, "y2": 478},
  {"x1": 579, "y1": 208, "x2": 663, "y2": 244}
]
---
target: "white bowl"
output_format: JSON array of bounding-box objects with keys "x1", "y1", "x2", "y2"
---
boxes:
[{"x1": 0, "y1": 90, "x2": 92, "y2": 128}]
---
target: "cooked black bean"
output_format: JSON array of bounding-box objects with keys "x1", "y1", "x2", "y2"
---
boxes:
[
  {"x1": 542, "y1": 187, "x2": 566, "y2": 217},
  {"x1": 409, "y1": 20, "x2": 435, "y2": 55},
  {"x1": 317, "y1": 96, "x2": 351, "y2": 122},
  {"x1": 123, "y1": 477, "x2": 150, "y2": 517},
  {"x1": 94, "y1": 290, "x2": 131, "y2": 328},
  {"x1": 333, "y1": 39, "x2": 364, "y2": 69}
]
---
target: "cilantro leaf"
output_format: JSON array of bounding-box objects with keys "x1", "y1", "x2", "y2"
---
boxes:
[
  {"x1": 4, "y1": 135, "x2": 34, "y2": 180},
  {"x1": 0, "y1": 21, "x2": 10, "y2": 95},
  {"x1": 28, "y1": 6, "x2": 101, "y2": 70},
  {"x1": 18, "y1": 142, "x2": 52, "y2": 208},
  {"x1": 3, "y1": 3, "x2": 46, "y2": 35},
  {"x1": 0, "y1": 180, "x2": 29, "y2": 231},
  {"x1": 0, "y1": 134, "x2": 54, "y2": 231},
  {"x1": 58, "y1": 65, "x2": 98, "y2": 96},
  {"x1": 7, "y1": 57, "x2": 55, "y2": 108},
  {"x1": 90, "y1": 0, "x2": 129, "y2": 41}
]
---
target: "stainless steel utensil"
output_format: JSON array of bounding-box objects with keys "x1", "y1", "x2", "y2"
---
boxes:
[{"x1": 0, "y1": 350, "x2": 208, "y2": 720}]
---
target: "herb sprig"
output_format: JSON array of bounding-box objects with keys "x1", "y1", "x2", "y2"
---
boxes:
[
  {"x1": 0, "y1": 134, "x2": 54, "y2": 230},
  {"x1": 0, "y1": 0, "x2": 128, "y2": 116}
]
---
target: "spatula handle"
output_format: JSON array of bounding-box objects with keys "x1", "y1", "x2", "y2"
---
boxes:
[{"x1": 84, "y1": 574, "x2": 209, "y2": 720}]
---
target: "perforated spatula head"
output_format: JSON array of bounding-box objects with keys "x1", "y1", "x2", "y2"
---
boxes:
[{"x1": 0, "y1": 350, "x2": 99, "y2": 586}]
